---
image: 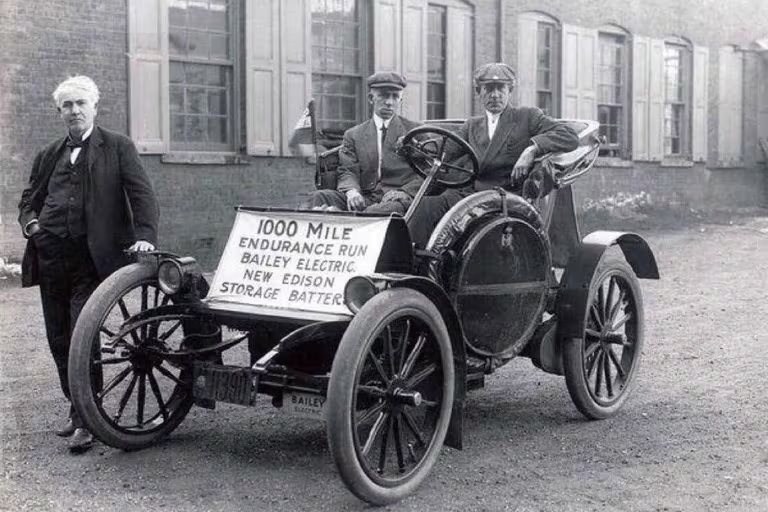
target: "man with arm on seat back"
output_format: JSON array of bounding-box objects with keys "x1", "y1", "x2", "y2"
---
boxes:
[
  {"x1": 305, "y1": 71, "x2": 423, "y2": 215},
  {"x1": 407, "y1": 62, "x2": 579, "y2": 247}
]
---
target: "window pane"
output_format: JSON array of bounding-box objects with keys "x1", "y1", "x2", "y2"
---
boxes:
[
  {"x1": 426, "y1": 5, "x2": 446, "y2": 119},
  {"x1": 208, "y1": 117, "x2": 227, "y2": 144},
  {"x1": 168, "y1": 0, "x2": 233, "y2": 150},
  {"x1": 598, "y1": 32, "x2": 627, "y2": 156},
  {"x1": 312, "y1": 1, "x2": 364, "y2": 129},
  {"x1": 663, "y1": 43, "x2": 690, "y2": 155}
]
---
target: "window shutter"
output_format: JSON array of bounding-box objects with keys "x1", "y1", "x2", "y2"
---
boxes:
[
  {"x1": 648, "y1": 39, "x2": 665, "y2": 161},
  {"x1": 246, "y1": 0, "x2": 280, "y2": 155},
  {"x1": 127, "y1": 0, "x2": 168, "y2": 154},
  {"x1": 758, "y1": 57, "x2": 768, "y2": 162},
  {"x1": 561, "y1": 24, "x2": 597, "y2": 120},
  {"x1": 445, "y1": 5, "x2": 473, "y2": 118},
  {"x1": 632, "y1": 35, "x2": 650, "y2": 161},
  {"x1": 692, "y1": 46, "x2": 709, "y2": 162},
  {"x1": 280, "y1": 0, "x2": 312, "y2": 155},
  {"x1": 717, "y1": 46, "x2": 743, "y2": 165},
  {"x1": 402, "y1": 0, "x2": 426, "y2": 121},
  {"x1": 516, "y1": 14, "x2": 538, "y2": 108},
  {"x1": 375, "y1": 0, "x2": 402, "y2": 72}
]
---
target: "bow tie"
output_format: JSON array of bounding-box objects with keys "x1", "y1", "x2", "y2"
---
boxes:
[{"x1": 66, "y1": 138, "x2": 83, "y2": 149}]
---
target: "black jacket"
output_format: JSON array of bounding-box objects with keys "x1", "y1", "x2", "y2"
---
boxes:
[{"x1": 18, "y1": 126, "x2": 159, "y2": 287}]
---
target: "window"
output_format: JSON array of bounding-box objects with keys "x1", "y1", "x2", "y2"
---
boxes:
[
  {"x1": 311, "y1": 0, "x2": 366, "y2": 132},
  {"x1": 598, "y1": 30, "x2": 629, "y2": 157},
  {"x1": 426, "y1": 5, "x2": 447, "y2": 120},
  {"x1": 663, "y1": 41, "x2": 691, "y2": 157},
  {"x1": 536, "y1": 21, "x2": 558, "y2": 115},
  {"x1": 128, "y1": 0, "x2": 473, "y2": 156},
  {"x1": 168, "y1": 0, "x2": 234, "y2": 152},
  {"x1": 514, "y1": 11, "x2": 560, "y2": 115}
]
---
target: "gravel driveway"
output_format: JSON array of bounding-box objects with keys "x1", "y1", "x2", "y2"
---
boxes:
[{"x1": 1, "y1": 215, "x2": 767, "y2": 512}]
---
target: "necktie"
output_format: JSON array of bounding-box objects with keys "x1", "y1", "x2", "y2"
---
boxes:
[
  {"x1": 378, "y1": 124, "x2": 388, "y2": 178},
  {"x1": 66, "y1": 138, "x2": 83, "y2": 149},
  {"x1": 66, "y1": 137, "x2": 84, "y2": 164}
]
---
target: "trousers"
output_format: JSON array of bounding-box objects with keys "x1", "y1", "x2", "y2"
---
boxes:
[{"x1": 34, "y1": 230, "x2": 101, "y2": 426}]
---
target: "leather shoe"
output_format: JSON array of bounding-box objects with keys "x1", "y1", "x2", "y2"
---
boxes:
[
  {"x1": 68, "y1": 428, "x2": 94, "y2": 454},
  {"x1": 55, "y1": 418, "x2": 76, "y2": 438}
]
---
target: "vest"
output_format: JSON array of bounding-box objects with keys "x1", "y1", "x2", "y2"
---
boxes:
[{"x1": 37, "y1": 144, "x2": 88, "y2": 238}]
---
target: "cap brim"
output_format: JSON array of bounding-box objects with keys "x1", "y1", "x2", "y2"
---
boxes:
[{"x1": 369, "y1": 83, "x2": 404, "y2": 90}]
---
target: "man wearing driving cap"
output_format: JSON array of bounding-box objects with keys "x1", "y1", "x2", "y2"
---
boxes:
[
  {"x1": 407, "y1": 62, "x2": 579, "y2": 247},
  {"x1": 306, "y1": 71, "x2": 423, "y2": 214}
]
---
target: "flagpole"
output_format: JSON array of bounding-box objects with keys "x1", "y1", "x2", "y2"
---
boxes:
[{"x1": 307, "y1": 98, "x2": 321, "y2": 189}]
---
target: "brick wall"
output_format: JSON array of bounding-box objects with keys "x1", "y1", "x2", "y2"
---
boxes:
[
  {"x1": 0, "y1": 0, "x2": 129, "y2": 257},
  {"x1": 2, "y1": 0, "x2": 767, "y2": 272},
  {"x1": 145, "y1": 156, "x2": 316, "y2": 269}
]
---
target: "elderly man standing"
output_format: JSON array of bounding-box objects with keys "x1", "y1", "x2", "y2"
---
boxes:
[
  {"x1": 18, "y1": 75, "x2": 159, "y2": 453},
  {"x1": 407, "y1": 62, "x2": 580, "y2": 247},
  {"x1": 306, "y1": 71, "x2": 423, "y2": 214}
]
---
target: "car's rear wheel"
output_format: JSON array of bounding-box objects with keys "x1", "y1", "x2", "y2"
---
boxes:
[{"x1": 562, "y1": 256, "x2": 644, "y2": 419}]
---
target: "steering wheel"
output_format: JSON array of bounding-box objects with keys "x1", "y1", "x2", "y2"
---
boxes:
[{"x1": 400, "y1": 125, "x2": 480, "y2": 188}]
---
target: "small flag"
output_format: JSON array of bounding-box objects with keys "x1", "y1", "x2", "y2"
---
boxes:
[{"x1": 288, "y1": 99, "x2": 317, "y2": 157}]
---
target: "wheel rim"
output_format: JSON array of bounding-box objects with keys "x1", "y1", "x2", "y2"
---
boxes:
[
  {"x1": 91, "y1": 279, "x2": 192, "y2": 435},
  {"x1": 351, "y1": 313, "x2": 447, "y2": 486},
  {"x1": 582, "y1": 272, "x2": 639, "y2": 407}
]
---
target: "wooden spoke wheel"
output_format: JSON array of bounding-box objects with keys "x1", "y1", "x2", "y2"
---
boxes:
[
  {"x1": 69, "y1": 263, "x2": 200, "y2": 450},
  {"x1": 327, "y1": 288, "x2": 454, "y2": 505},
  {"x1": 563, "y1": 257, "x2": 645, "y2": 419}
]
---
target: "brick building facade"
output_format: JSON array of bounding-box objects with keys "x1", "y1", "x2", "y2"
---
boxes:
[{"x1": 1, "y1": 0, "x2": 767, "y2": 269}]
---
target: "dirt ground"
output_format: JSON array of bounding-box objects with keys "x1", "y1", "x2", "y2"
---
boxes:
[{"x1": 1, "y1": 215, "x2": 767, "y2": 512}]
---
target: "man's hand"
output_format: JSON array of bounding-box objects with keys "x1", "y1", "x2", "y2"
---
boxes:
[
  {"x1": 128, "y1": 240, "x2": 155, "y2": 252},
  {"x1": 345, "y1": 189, "x2": 366, "y2": 211},
  {"x1": 510, "y1": 145, "x2": 537, "y2": 186},
  {"x1": 381, "y1": 190, "x2": 411, "y2": 203}
]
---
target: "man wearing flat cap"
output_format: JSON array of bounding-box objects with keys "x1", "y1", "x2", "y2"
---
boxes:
[
  {"x1": 407, "y1": 62, "x2": 579, "y2": 247},
  {"x1": 306, "y1": 71, "x2": 422, "y2": 214}
]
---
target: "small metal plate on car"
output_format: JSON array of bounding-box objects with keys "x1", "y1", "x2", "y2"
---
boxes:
[
  {"x1": 193, "y1": 362, "x2": 256, "y2": 406},
  {"x1": 283, "y1": 392, "x2": 327, "y2": 420}
]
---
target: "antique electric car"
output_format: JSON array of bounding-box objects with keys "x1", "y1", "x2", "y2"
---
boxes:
[{"x1": 68, "y1": 120, "x2": 659, "y2": 505}]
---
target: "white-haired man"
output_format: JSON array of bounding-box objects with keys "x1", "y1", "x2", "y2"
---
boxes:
[{"x1": 18, "y1": 75, "x2": 159, "y2": 453}]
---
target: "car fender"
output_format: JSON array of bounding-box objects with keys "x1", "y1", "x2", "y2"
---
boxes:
[{"x1": 556, "y1": 231, "x2": 659, "y2": 341}]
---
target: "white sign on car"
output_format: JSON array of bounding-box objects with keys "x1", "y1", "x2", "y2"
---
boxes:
[{"x1": 207, "y1": 210, "x2": 391, "y2": 315}]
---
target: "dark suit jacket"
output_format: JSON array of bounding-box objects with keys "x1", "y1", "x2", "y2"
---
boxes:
[
  {"x1": 457, "y1": 106, "x2": 579, "y2": 191},
  {"x1": 336, "y1": 115, "x2": 423, "y2": 199},
  {"x1": 18, "y1": 126, "x2": 159, "y2": 287}
]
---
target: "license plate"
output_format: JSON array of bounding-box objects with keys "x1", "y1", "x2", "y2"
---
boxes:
[
  {"x1": 283, "y1": 392, "x2": 327, "y2": 420},
  {"x1": 193, "y1": 362, "x2": 256, "y2": 406}
]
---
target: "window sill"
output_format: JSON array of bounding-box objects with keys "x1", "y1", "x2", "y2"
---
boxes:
[
  {"x1": 711, "y1": 161, "x2": 745, "y2": 170},
  {"x1": 595, "y1": 157, "x2": 633, "y2": 168},
  {"x1": 161, "y1": 152, "x2": 253, "y2": 165},
  {"x1": 660, "y1": 159, "x2": 694, "y2": 168}
]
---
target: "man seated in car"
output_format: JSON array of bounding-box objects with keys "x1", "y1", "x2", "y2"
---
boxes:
[
  {"x1": 407, "y1": 62, "x2": 580, "y2": 247},
  {"x1": 305, "y1": 71, "x2": 422, "y2": 215}
]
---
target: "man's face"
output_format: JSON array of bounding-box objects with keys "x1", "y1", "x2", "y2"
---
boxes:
[
  {"x1": 58, "y1": 89, "x2": 97, "y2": 139},
  {"x1": 369, "y1": 88, "x2": 402, "y2": 120},
  {"x1": 479, "y1": 82, "x2": 511, "y2": 114}
]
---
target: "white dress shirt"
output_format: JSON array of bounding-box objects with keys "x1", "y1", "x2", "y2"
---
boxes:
[
  {"x1": 70, "y1": 124, "x2": 94, "y2": 164},
  {"x1": 486, "y1": 111, "x2": 500, "y2": 140}
]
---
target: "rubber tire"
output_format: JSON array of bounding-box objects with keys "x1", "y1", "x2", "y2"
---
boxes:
[
  {"x1": 69, "y1": 263, "x2": 194, "y2": 450},
  {"x1": 562, "y1": 256, "x2": 644, "y2": 420},
  {"x1": 327, "y1": 288, "x2": 454, "y2": 505}
]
